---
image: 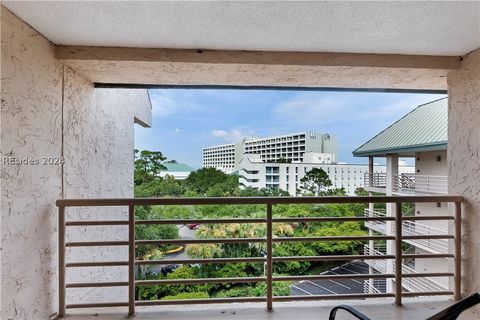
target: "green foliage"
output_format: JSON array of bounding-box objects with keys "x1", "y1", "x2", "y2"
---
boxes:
[
  {"x1": 299, "y1": 168, "x2": 333, "y2": 196},
  {"x1": 135, "y1": 175, "x2": 185, "y2": 198},
  {"x1": 135, "y1": 207, "x2": 180, "y2": 258},
  {"x1": 162, "y1": 292, "x2": 209, "y2": 300},
  {"x1": 133, "y1": 150, "x2": 371, "y2": 300},
  {"x1": 134, "y1": 149, "x2": 167, "y2": 185},
  {"x1": 252, "y1": 281, "x2": 292, "y2": 297},
  {"x1": 215, "y1": 286, "x2": 255, "y2": 298},
  {"x1": 185, "y1": 168, "x2": 238, "y2": 195}
]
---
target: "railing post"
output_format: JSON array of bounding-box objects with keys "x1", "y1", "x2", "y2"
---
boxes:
[
  {"x1": 128, "y1": 205, "x2": 136, "y2": 317},
  {"x1": 394, "y1": 202, "x2": 402, "y2": 306},
  {"x1": 266, "y1": 203, "x2": 273, "y2": 311},
  {"x1": 58, "y1": 205, "x2": 66, "y2": 317},
  {"x1": 454, "y1": 202, "x2": 462, "y2": 301}
]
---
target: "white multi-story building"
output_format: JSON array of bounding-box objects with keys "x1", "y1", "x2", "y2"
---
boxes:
[
  {"x1": 238, "y1": 153, "x2": 413, "y2": 196},
  {"x1": 202, "y1": 143, "x2": 238, "y2": 174},
  {"x1": 353, "y1": 97, "x2": 450, "y2": 294},
  {"x1": 202, "y1": 131, "x2": 338, "y2": 173}
]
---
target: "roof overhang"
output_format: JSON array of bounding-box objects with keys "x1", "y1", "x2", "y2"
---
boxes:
[{"x1": 353, "y1": 142, "x2": 448, "y2": 157}]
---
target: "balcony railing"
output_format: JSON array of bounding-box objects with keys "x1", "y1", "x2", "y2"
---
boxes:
[
  {"x1": 364, "y1": 244, "x2": 448, "y2": 293},
  {"x1": 56, "y1": 195, "x2": 462, "y2": 318},
  {"x1": 364, "y1": 244, "x2": 387, "y2": 273},
  {"x1": 364, "y1": 209, "x2": 449, "y2": 254},
  {"x1": 400, "y1": 220, "x2": 449, "y2": 253},
  {"x1": 395, "y1": 263, "x2": 448, "y2": 293},
  {"x1": 363, "y1": 173, "x2": 387, "y2": 190},
  {"x1": 393, "y1": 174, "x2": 448, "y2": 195},
  {"x1": 364, "y1": 208, "x2": 387, "y2": 233}
]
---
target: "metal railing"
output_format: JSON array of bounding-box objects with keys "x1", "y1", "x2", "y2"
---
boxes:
[
  {"x1": 395, "y1": 263, "x2": 448, "y2": 293},
  {"x1": 56, "y1": 195, "x2": 462, "y2": 317},
  {"x1": 393, "y1": 174, "x2": 448, "y2": 195},
  {"x1": 364, "y1": 244, "x2": 387, "y2": 273},
  {"x1": 364, "y1": 208, "x2": 449, "y2": 254},
  {"x1": 400, "y1": 220, "x2": 449, "y2": 253},
  {"x1": 364, "y1": 244, "x2": 448, "y2": 293},
  {"x1": 363, "y1": 173, "x2": 387, "y2": 190},
  {"x1": 364, "y1": 208, "x2": 387, "y2": 233}
]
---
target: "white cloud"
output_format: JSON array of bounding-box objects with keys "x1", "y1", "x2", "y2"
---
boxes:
[
  {"x1": 174, "y1": 128, "x2": 182, "y2": 133},
  {"x1": 211, "y1": 129, "x2": 251, "y2": 143},
  {"x1": 272, "y1": 93, "x2": 446, "y2": 126},
  {"x1": 149, "y1": 91, "x2": 200, "y2": 117},
  {"x1": 399, "y1": 159, "x2": 408, "y2": 166}
]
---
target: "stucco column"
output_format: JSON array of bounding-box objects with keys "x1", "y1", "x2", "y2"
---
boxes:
[
  {"x1": 386, "y1": 154, "x2": 399, "y2": 292},
  {"x1": 447, "y1": 47, "x2": 480, "y2": 296}
]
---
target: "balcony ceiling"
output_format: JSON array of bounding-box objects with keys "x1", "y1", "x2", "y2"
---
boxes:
[{"x1": 3, "y1": 1, "x2": 480, "y2": 56}]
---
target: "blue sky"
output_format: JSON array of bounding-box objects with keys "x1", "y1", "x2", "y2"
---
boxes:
[{"x1": 135, "y1": 89, "x2": 446, "y2": 168}]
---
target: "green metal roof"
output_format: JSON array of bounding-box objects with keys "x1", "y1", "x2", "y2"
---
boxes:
[
  {"x1": 353, "y1": 97, "x2": 447, "y2": 157},
  {"x1": 162, "y1": 163, "x2": 195, "y2": 172}
]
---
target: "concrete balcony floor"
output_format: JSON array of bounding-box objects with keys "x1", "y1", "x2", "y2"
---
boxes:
[{"x1": 66, "y1": 298, "x2": 480, "y2": 320}]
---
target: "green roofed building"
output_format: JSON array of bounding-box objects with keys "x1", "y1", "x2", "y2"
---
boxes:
[
  {"x1": 354, "y1": 97, "x2": 451, "y2": 294},
  {"x1": 159, "y1": 163, "x2": 195, "y2": 180},
  {"x1": 353, "y1": 97, "x2": 447, "y2": 157}
]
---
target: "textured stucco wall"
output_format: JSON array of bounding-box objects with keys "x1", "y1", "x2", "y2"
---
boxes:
[
  {"x1": 1, "y1": 7, "x2": 63, "y2": 319},
  {"x1": 1, "y1": 7, "x2": 151, "y2": 319},
  {"x1": 447, "y1": 47, "x2": 480, "y2": 295}
]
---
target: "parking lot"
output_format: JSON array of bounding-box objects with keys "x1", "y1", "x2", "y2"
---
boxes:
[{"x1": 291, "y1": 261, "x2": 373, "y2": 296}]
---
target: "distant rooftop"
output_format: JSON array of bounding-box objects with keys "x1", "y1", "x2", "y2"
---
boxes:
[
  {"x1": 353, "y1": 97, "x2": 447, "y2": 157},
  {"x1": 162, "y1": 163, "x2": 195, "y2": 172}
]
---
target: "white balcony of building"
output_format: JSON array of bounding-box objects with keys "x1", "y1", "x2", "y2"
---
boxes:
[
  {"x1": 364, "y1": 209, "x2": 450, "y2": 254},
  {"x1": 3, "y1": 2, "x2": 480, "y2": 320},
  {"x1": 363, "y1": 172, "x2": 388, "y2": 193},
  {"x1": 393, "y1": 174, "x2": 448, "y2": 195},
  {"x1": 399, "y1": 220, "x2": 449, "y2": 254},
  {"x1": 364, "y1": 208, "x2": 388, "y2": 234},
  {"x1": 364, "y1": 244, "x2": 387, "y2": 274},
  {"x1": 364, "y1": 244, "x2": 449, "y2": 293}
]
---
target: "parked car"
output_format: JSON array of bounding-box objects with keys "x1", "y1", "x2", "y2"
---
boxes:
[{"x1": 188, "y1": 223, "x2": 200, "y2": 230}]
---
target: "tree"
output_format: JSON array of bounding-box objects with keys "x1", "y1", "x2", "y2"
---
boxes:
[
  {"x1": 134, "y1": 149, "x2": 167, "y2": 185},
  {"x1": 299, "y1": 168, "x2": 332, "y2": 196},
  {"x1": 184, "y1": 168, "x2": 238, "y2": 195}
]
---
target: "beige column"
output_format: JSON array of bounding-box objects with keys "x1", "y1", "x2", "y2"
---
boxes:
[
  {"x1": 447, "y1": 47, "x2": 480, "y2": 296},
  {"x1": 386, "y1": 154, "x2": 399, "y2": 292}
]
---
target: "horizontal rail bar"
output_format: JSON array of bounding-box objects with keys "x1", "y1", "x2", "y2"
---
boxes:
[
  {"x1": 66, "y1": 281, "x2": 128, "y2": 288},
  {"x1": 402, "y1": 254, "x2": 454, "y2": 259},
  {"x1": 402, "y1": 272, "x2": 454, "y2": 278},
  {"x1": 402, "y1": 235, "x2": 454, "y2": 240},
  {"x1": 273, "y1": 236, "x2": 395, "y2": 242},
  {"x1": 272, "y1": 217, "x2": 396, "y2": 222},
  {"x1": 135, "y1": 238, "x2": 266, "y2": 245},
  {"x1": 273, "y1": 293, "x2": 395, "y2": 301},
  {"x1": 66, "y1": 220, "x2": 129, "y2": 226},
  {"x1": 56, "y1": 195, "x2": 464, "y2": 207},
  {"x1": 272, "y1": 255, "x2": 396, "y2": 262},
  {"x1": 66, "y1": 261, "x2": 128, "y2": 267},
  {"x1": 136, "y1": 218, "x2": 266, "y2": 225},
  {"x1": 135, "y1": 297, "x2": 266, "y2": 306},
  {"x1": 402, "y1": 216, "x2": 455, "y2": 221},
  {"x1": 136, "y1": 277, "x2": 266, "y2": 286},
  {"x1": 402, "y1": 291, "x2": 454, "y2": 297},
  {"x1": 66, "y1": 241, "x2": 129, "y2": 247},
  {"x1": 273, "y1": 274, "x2": 395, "y2": 281},
  {"x1": 66, "y1": 302, "x2": 129, "y2": 309},
  {"x1": 135, "y1": 257, "x2": 265, "y2": 265}
]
